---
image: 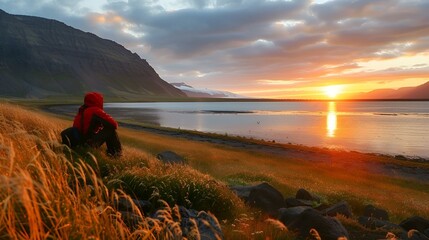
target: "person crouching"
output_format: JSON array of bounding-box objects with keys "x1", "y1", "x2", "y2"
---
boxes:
[{"x1": 61, "y1": 92, "x2": 122, "y2": 157}]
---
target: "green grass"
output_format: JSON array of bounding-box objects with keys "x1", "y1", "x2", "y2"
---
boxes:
[
  {"x1": 222, "y1": 172, "x2": 275, "y2": 186},
  {"x1": 109, "y1": 166, "x2": 245, "y2": 220}
]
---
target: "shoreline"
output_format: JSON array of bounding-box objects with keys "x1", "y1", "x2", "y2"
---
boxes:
[
  {"x1": 40, "y1": 103, "x2": 429, "y2": 182},
  {"x1": 119, "y1": 121, "x2": 429, "y2": 182},
  {"x1": 43, "y1": 103, "x2": 429, "y2": 160}
]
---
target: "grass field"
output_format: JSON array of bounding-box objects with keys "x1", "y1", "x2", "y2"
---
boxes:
[{"x1": 1, "y1": 101, "x2": 428, "y2": 239}]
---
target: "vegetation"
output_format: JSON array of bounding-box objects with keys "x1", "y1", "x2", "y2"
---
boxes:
[
  {"x1": 1, "y1": 101, "x2": 428, "y2": 239},
  {"x1": 0, "y1": 103, "x2": 247, "y2": 239},
  {"x1": 120, "y1": 125, "x2": 429, "y2": 219},
  {"x1": 110, "y1": 165, "x2": 243, "y2": 220}
]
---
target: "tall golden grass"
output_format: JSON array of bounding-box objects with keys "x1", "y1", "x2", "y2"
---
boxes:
[
  {"x1": 0, "y1": 103, "x2": 204, "y2": 239},
  {"x1": 0, "y1": 103, "x2": 251, "y2": 239},
  {"x1": 0, "y1": 103, "x2": 152, "y2": 239}
]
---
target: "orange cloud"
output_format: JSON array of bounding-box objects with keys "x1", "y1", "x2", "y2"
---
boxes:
[{"x1": 89, "y1": 12, "x2": 124, "y2": 25}]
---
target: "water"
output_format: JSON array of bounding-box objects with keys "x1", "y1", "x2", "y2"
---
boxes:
[{"x1": 63, "y1": 101, "x2": 424, "y2": 158}]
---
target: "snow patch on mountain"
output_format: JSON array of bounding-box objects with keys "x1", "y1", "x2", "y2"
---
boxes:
[{"x1": 171, "y1": 82, "x2": 245, "y2": 98}]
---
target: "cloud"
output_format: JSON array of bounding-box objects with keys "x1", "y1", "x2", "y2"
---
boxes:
[
  {"x1": 105, "y1": 0, "x2": 310, "y2": 57},
  {"x1": 1, "y1": 0, "x2": 429, "y2": 98}
]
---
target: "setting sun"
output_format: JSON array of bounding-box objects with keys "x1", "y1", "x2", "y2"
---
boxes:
[{"x1": 324, "y1": 85, "x2": 343, "y2": 99}]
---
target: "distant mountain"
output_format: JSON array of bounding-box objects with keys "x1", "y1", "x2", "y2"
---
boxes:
[
  {"x1": 406, "y1": 81, "x2": 429, "y2": 99},
  {"x1": 0, "y1": 9, "x2": 185, "y2": 98},
  {"x1": 171, "y1": 82, "x2": 245, "y2": 98},
  {"x1": 356, "y1": 81, "x2": 429, "y2": 99}
]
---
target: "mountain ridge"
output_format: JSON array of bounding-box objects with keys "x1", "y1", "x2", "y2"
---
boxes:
[
  {"x1": 0, "y1": 9, "x2": 185, "y2": 99},
  {"x1": 353, "y1": 81, "x2": 429, "y2": 100}
]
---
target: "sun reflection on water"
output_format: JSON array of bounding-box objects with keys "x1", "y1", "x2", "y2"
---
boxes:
[{"x1": 327, "y1": 101, "x2": 337, "y2": 138}]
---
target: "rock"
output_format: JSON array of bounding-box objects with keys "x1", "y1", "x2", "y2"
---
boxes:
[
  {"x1": 230, "y1": 182, "x2": 285, "y2": 214},
  {"x1": 288, "y1": 208, "x2": 349, "y2": 240},
  {"x1": 314, "y1": 203, "x2": 330, "y2": 211},
  {"x1": 196, "y1": 211, "x2": 224, "y2": 240},
  {"x1": 117, "y1": 199, "x2": 223, "y2": 239},
  {"x1": 284, "y1": 197, "x2": 313, "y2": 208},
  {"x1": 247, "y1": 182, "x2": 285, "y2": 214},
  {"x1": 296, "y1": 188, "x2": 321, "y2": 202},
  {"x1": 181, "y1": 217, "x2": 200, "y2": 239},
  {"x1": 322, "y1": 201, "x2": 352, "y2": 218},
  {"x1": 178, "y1": 209, "x2": 223, "y2": 240},
  {"x1": 115, "y1": 197, "x2": 152, "y2": 215},
  {"x1": 179, "y1": 205, "x2": 199, "y2": 219},
  {"x1": 229, "y1": 185, "x2": 254, "y2": 202},
  {"x1": 425, "y1": 228, "x2": 429, "y2": 238},
  {"x1": 119, "y1": 211, "x2": 143, "y2": 229},
  {"x1": 277, "y1": 206, "x2": 312, "y2": 226},
  {"x1": 156, "y1": 151, "x2": 186, "y2": 164},
  {"x1": 395, "y1": 155, "x2": 408, "y2": 160},
  {"x1": 405, "y1": 229, "x2": 429, "y2": 240},
  {"x1": 363, "y1": 204, "x2": 389, "y2": 221},
  {"x1": 151, "y1": 203, "x2": 224, "y2": 240},
  {"x1": 400, "y1": 216, "x2": 429, "y2": 233},
  {"x1": 358, "y1": 216, "x2": 400, "y2": 230}
]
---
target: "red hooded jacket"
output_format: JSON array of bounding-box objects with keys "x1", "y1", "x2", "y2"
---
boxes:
[{"x1": 73, "y1": 92, "x2": 118, "y2": 136}]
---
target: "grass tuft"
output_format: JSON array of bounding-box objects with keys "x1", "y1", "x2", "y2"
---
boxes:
[{"x1": 109, "y1": 164, "x2": 245, "y2": 220}]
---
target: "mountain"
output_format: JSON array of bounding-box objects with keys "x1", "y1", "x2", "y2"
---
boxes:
[
  {"x1": 171, "y1": 82, "x2": 245, "y2": 98},
  {"x1": 356, "y1": 81, "x2": 429, "y2": 100},
  {"x1": 358, "y1": 87, "x2": 414, "y2": 99},
  {"x1": 0, "y1": 9, "x2": 185, "y2": 98},
  {"x1": 405, "y1": 81, "x2": 429, "y2": 99}
]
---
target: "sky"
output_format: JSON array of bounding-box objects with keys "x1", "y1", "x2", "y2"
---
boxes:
[{"x1": 1, "y1": 0, "x2": 429, "y2": 99}]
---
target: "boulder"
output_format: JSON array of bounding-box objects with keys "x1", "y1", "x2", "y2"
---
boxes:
[
  {"x1": 288, "y1": 208, "x2": 349, "y2": 240},
  {"x1": 277, "y1": 206, "x2": 312, "y2": 226},
  {"x1": 179, "y1": 205, "x2": 199, "y2": 219},
  {"x1": 177, "y1": 209, "x2": 223, "y2": 240},
  {"x1": 363, "y1": 204, "x2": 389, "y2": 221},
  {"x1": 314, "y1": 203, "x2": 331, "y2": 211},
  {"x1": 322, "y1": 201, "x2": 352, "y2": 218},
  {"x1": 180, "y1": 217, "x2": 200, "y2": 239},
  {"x1": 296, "y1": 188, "x2": 321, "y2": 202},
  {"x1": 247, "y1": 182, "x2": 285, "y2": 214},
  {"x1": 358, "y1": 216, "x2": 400, "y2": 230},
  {"x1": 151, "y1": 204, "x2": 224, "y2": 240},
  {"x1": 115, "y1": 197, "x2": 152, "y2": 215},
  {"x1": 156, "y1": 151, "x2": 186, "y2": 164},
  {"x1": 404, "y1": 229, "x2": 429, "y2": 240},
  {"x1": 284, "y1": 197, "x2": 313, "y2": 208},
  {"x1": 425, "y1": 229, "x2": 429, "y2": 238},
  {"x1": 230, "y1": 182, "x2": 285, "y2": 214},
  {"x1": 196, "y1": 211, "x2": 224, "y2": 240},
  {"x1": 229, "y1": 185, "x2": 254, "y2": 202},
  {"x1": 400, "y1": 216, "x2": 429, "y2": 233},
  {"x1": 119, "y1": 211, "x2": 143, "y2": 229}
]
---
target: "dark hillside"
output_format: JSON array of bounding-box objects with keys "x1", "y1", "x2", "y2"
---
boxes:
[{"x1": 0, "y1": 9, "x2": 185, "y2": 98}]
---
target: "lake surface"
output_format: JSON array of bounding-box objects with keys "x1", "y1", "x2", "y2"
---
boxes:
[{"x1": 102, "y1": 101, "x2": 429, "y2": 159}]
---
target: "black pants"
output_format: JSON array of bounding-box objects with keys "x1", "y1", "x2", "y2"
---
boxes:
[{"x1": 87, "y1": 126, "x2": 122, "y2": 156}]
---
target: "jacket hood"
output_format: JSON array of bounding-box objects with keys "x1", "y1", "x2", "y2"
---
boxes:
[{"x1": 84, "y1": 92, "x2": 104, "y2": 109}]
